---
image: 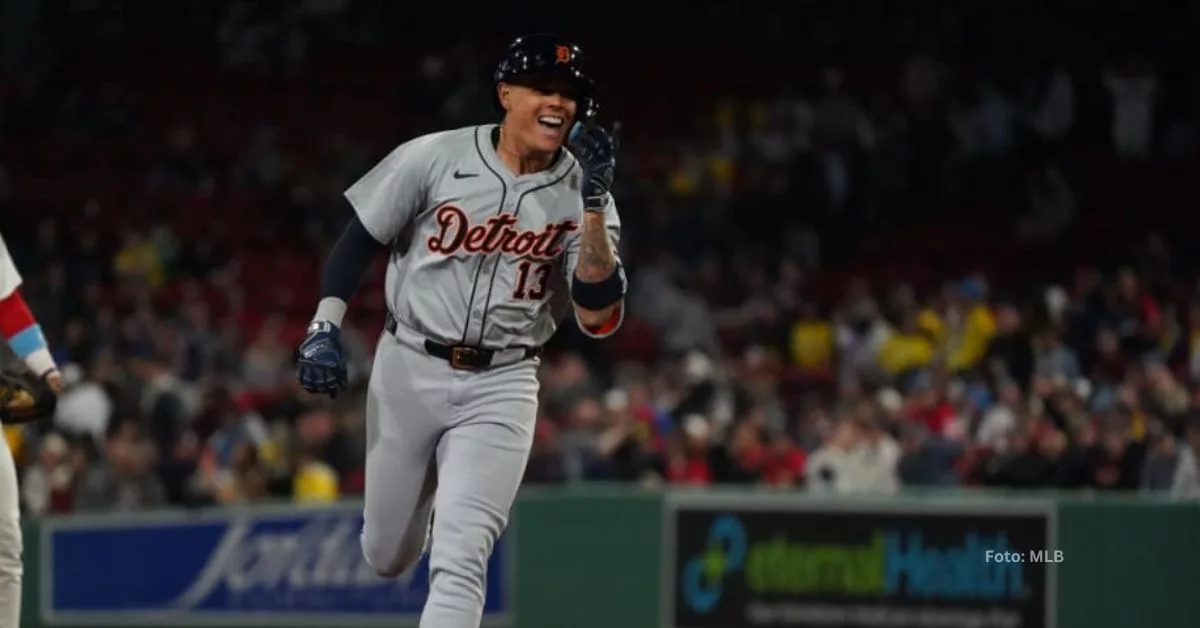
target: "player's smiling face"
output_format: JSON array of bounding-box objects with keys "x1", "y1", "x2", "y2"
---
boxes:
[{"x1": 499, "y1": 78, "x2": 579, "y2": 155}]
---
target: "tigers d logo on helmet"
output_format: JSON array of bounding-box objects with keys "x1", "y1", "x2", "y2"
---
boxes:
[{"x1": 555, "y1": 45, "x2": 572, "y2": 64}]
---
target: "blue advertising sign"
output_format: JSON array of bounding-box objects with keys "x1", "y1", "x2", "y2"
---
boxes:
[{"x1": 40, "y1": 503, "x2": 512, "y2": 627}]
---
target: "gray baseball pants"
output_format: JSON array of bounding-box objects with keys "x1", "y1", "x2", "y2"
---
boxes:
[{"x1": 359, "y1": 319, "x2": 537, "y2": 628}]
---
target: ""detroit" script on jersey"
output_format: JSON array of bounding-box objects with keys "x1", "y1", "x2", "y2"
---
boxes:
[{"x1": 425, "y1": 205, "x2": 578, "y2": 261}]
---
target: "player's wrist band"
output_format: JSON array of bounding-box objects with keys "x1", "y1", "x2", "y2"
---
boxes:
[
  {"x1": 571, "y1": 263, "x2": 626, "y2": 309},
  {"x1": 24, "y1": 348, "x2": 57, "y2": 378},
  {"x1": 583, "y1": 193, "x2": 609, "y2": 212},
  {"x1": 313, "y1": 297, "x2": 348, "y2": 328}
]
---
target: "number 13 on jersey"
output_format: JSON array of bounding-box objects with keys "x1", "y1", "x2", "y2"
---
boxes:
[{"x1": 512, "y1": 260, "x2": 552, "y2": 300}]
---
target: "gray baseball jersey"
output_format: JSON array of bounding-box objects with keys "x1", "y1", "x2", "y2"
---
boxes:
[
  {"x1": 347, "y1": 124, "x2": 625, "y2": 628},
  {"x1": 346, "y1": 124, "x2": 624, "y2": 348}
]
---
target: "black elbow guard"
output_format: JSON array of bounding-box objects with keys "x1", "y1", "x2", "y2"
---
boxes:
[{"x1": 571, "y1": 263, "x2": 627, "y2": 310}]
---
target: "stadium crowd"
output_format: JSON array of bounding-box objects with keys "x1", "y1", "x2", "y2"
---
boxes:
[{"x1": 3, "y1": 1, "x2": 1200, "y2": 516}]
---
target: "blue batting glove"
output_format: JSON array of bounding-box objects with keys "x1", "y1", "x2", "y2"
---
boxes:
[
  {"x1": 296, "y1": 320, "x2": 348, "y2": 398},
  {"x1": 569, "y1": 120, "x2": 621, "y2": 211}
]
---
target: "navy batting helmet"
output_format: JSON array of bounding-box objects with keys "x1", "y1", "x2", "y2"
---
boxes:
[{"x1": 493, "y1": 34, "x2": 598, "y2": 121}]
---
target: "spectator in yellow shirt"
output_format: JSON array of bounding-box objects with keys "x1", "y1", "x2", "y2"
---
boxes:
[
  {"x1": 878, "y1": 312, "x2": 935, "y2": 376},
  {"x1": 789, "y1": 301, "x2": 834, "y2": 374},
  {"x1": 293, "y1": 454, "x2": 339, "y2": 504},
  {"x1": 917, "y1": 308, "x2": 944, "y2": 344},
  {"x1": 944, "y1": 277, "x2": 996, "y2": 372},
  {"x1": 113, "y1": 230, "x2": 166, "y2": 288}
]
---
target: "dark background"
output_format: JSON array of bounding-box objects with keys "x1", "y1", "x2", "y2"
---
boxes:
[{"x1": 2, "y1": 0, "x2": 1200, "y2": 516}]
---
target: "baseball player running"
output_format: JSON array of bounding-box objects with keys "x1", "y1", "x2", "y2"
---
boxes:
[
  {"x1": 0, "y1": 232, "x2": 63, "y2": 628},
  {"x1": 295, "y1": 34, "x2": 626, "y2": 628}
]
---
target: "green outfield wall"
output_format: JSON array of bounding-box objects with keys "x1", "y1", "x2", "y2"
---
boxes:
[{"x1": 19, "y1": 488, "x2": 1200, "y2": 628}]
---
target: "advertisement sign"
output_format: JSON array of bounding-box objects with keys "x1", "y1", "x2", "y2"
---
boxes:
[
  {"x1": 40, "y1": 503, "x2": 512, "y2": 627},
  {"x1": 664, "y1": 494, "x2": 1056, "y2": 628}
]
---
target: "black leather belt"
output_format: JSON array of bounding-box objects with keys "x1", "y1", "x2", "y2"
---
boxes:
[{"x1": 385, "y1": 316, "x2": 541, "y2": 371}]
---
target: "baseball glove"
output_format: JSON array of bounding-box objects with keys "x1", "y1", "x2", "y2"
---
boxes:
[{"x1": 0, "y1": 369, "x2": 57, "y2": 425}]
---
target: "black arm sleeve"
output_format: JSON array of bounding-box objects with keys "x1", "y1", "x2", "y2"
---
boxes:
[{"x1": 321, "y1": 216, "x2": 386, "y2": 301}]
